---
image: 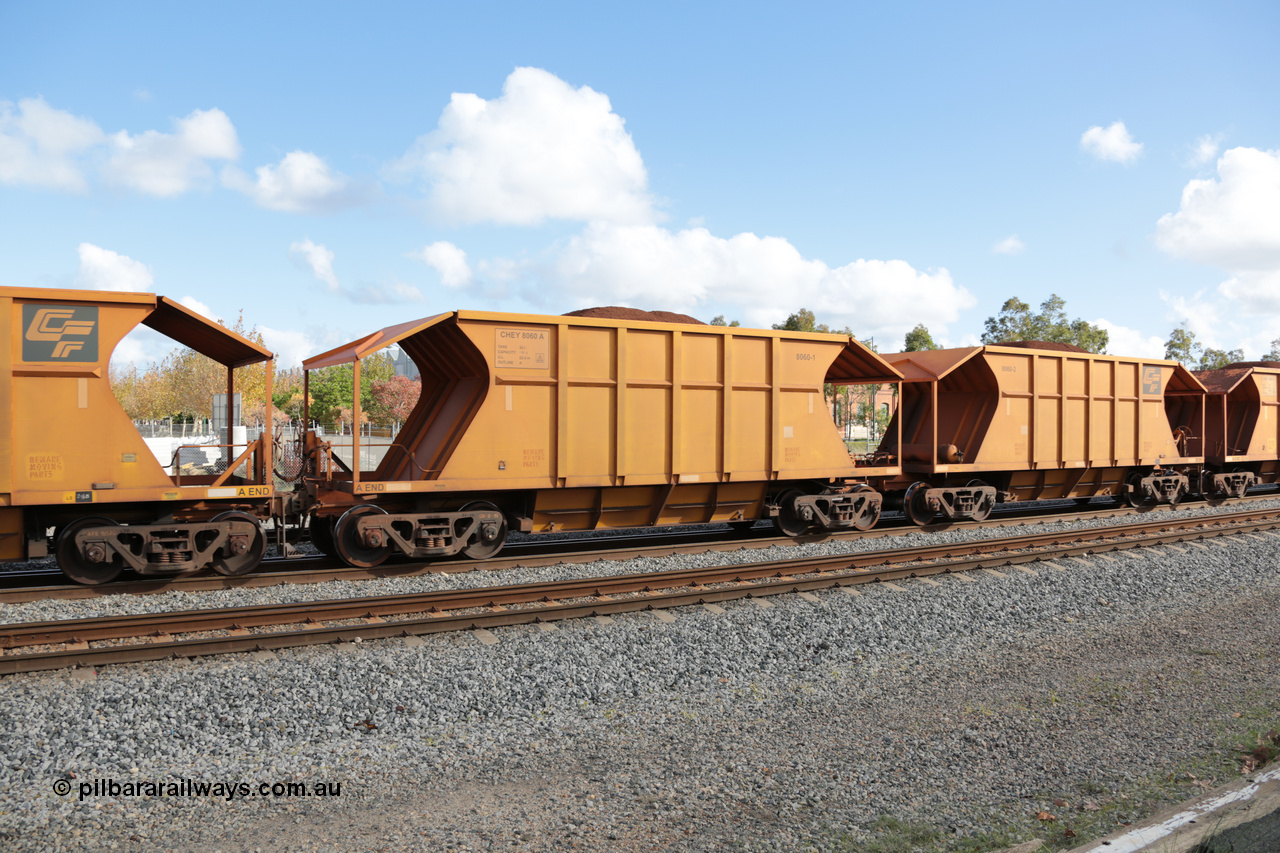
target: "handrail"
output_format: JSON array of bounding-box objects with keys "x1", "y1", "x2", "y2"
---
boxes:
[
  {"x1": 212, "y1": 439, "x2": 260, "y2": 487},
  {"x1": 170, "y1": 439, "x2": 261, "y2": 487}
]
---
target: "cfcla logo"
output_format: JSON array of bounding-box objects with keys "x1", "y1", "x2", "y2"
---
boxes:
[
  {"x1": 1141, "y1": 366, "x2": 1163, "y2": 396},
  {"x1": 26, "y1": 309, "x2": 95, "y2": 356},
  {"x1": 22, "y1": 304, "x2": 99, "y2": 363}
]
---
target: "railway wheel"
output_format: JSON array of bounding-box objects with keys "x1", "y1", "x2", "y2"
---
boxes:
[
  {"x1": 849, "y1": 485, "x2": 881, "y2": 531},
  {"x1": 773, "y1": 490, "x2": 812, "y2": 538},
  {"x1": 1125, "y1": 472, "x2": 1155, "y2": 510},
  {"x1": 1199, "y1": 471, "x2": 1226, "y2": 507},
  {"x1": 460, "y1": 501, "x2": 507, "y2": 560},
  {"x1": 310, "y1": 513, "x2": 339, "y2": 556},
  {"x1": 208, "y1": 511, "x2": 266, "y2": 577},
  {"x1": 334, "y1": 505, "x2": 391, "y2": 568},
  {"x1": 56, "y1": 516, "x2": 122, "y2": 586},
  {"x1": 966, "y1": 480, "x2": 994, "y2": 523},
  {"x1": 903, "y1": 482, "x2": 936, "y2": 528}
]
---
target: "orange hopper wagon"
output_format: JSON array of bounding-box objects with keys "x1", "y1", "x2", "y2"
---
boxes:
[
  {"x1": 299, "y1": 309, "x2": 902, "y2": 567},
  {"x1": 1195, "y1": 361, "x2": 1280, "y2": 495},
  {"x1": 873, "y1": 343, "x2": 1208, "y2": 525},
  {"x1": 0, "y1": 286, "x2": 277, "y2": 584}
]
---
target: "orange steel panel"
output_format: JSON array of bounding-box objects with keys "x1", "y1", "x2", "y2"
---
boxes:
[
  {"x1": 338, "y1": 311, "x2": 901, "y2": 511},
  {"x1": 2, "y1": 286, "x2": 276, "y2": 513},
  {"x1": 8, "y1": 294, "x2": 172, "y2": 503},
  {"x1": 882, "y1": 345, "x2": 1205, "y2": 473},
  {"x1": 1197, "y1": 366, "x2": 1280, "y2": 463},
  {"x1": 0, "y1": 295, "x2": 11, "y2": 497}
]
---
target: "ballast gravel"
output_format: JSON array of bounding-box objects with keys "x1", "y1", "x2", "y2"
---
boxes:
[{"x1": 0, "y1": 506, "x2": 1278, "y2": 851}]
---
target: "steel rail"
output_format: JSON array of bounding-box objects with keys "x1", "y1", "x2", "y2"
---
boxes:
[
  {"x1": 5, "y1": 493, "x2": 1275, "y2": 603},
  {"x1": 2, "y1": 509, "x2": 1278, "y2": 675}
]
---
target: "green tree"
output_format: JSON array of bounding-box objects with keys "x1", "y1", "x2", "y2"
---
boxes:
[
  {"x1": 307, "y1": 352, "x2": 397, "y2": 427},
  {"x1": 773, "y1": 308, "x2": 852, "y2": 336},
  {"x1": 272, "y1": 368, "x2": 306, "y2": 422},
  {"x1": 1164, "y1": 324, "x2": 1199, "y2": 365},
  {"x1": 981, "y1": 294, "x2": 1109, "y2": 353},
  {"x1": 1198, "y1": 347, "x2": 1244, "y2": 370},
  {"x1": 903, "y1": 324, "x2": 940, "y2": 351},
  {"x1": 1264, "y1": 337, "x2": 1280, "y2": 362},
  {"x1": 709, "y1": 314, "x2": 740, "y2": 327},
  {"x1": 774, "y1": 308, "x2": 821, "y2": 332},
  {"x1": 1163, "y1": 325, "x2": 1244, "y2": 369}
]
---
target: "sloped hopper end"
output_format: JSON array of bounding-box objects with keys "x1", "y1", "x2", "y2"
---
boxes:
[
  {"x1": 824, "y1": 341, "x2": 903, "y2": 386},
  {"x1": 1164, "y1": 363, "x2": 1207, "y2": 458},
  {"x1": 375, "y1": 320, "x2": 490, "y2": 481}
]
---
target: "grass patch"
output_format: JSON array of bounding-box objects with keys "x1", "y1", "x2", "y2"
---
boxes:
[
  {"x1": 832, "y1": 815, "x2": 944, "y2": 853},
  {"x1": 820, "y1": 704, "x2": 1280, "y2": 853}
]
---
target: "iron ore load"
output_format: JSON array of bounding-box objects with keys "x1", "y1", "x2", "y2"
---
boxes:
[
  {"x1": 0, "y1": 285, "x2": 279, "y2": 584},
  {"x1": 870, "y1": 342, "x2": 1211, "y2": 525},
  {"x1": 299, "y1": 308, "x2": 903, "y2": 566}
]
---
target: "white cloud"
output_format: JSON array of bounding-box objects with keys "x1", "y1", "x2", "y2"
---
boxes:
[
  {"x1": 2, "y1": 99, "x2": 247, "y2": 198},
  {"x1": 409, "y1": 241, "x2": 472, "y2": 288},
  {"x1": 74, "y1": 243, "x2": 154, "y2": 292},
  {"x1": 523, "y1": 222, "x2": 973, "y2": 341},
  {"x1": 1093, "y1": 319, "x2": 1166, "y2": 358},
  {"x1": 992, "y1": 234, "x2": 1025, "y2": 255},
  {"x1": 223, "y1": 151, "x2": 368, "y2": 213},
  {"x1": 1155, "y1": 147, "x2": 1280, "y2": 272},
  {"x1": 105, "y1": 107, "x2": 240, "y2": 196},
  {"x1": 178, "y1": 295, "x2": 219, "y2": 321},
  {"x1": 1155, "y1": 288, "x2": 1276, "y2": 362},
  {"x1": 394, "y1": 67, "x2": 654, "y2": 225},
  {"x1": 259, "y1": 325, "x2": 318, "y2": 368},
  {"x1": 1218, "y1": 269, "x2": 1280, "y2": 314},
  {"x1": 1155, "y1": 147, "x2": 1280, "y2": 316},
  {"x1": 111, "y1": 330, "x2": 154, "y2": 365},
  {"x1": 289, "y1": 238, "x2": 340, "y2": 293},
  {"x1": 348, "y1": 281, "x2": 424, "y2": 304},
  {"x1": 1189, "y1": 133, "x2": 1223, "y2": 167},
  {"x1": 0, "y1": 97, "x2": 105, "y2": 191},
  {"x1": 1080, "y1": 121, "x2": 1143, "y2": 164},
  {"x1": 287, "y1": 239, "x2": 422, "y2": 304}
]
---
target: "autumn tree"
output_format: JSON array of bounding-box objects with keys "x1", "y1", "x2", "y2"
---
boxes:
[
  {"x1": 370, "y1": 375, "x2": 422, "y2": 425},
  {"x1": 109, "y1": 311, "x2": 273, "y2": 425},
  {"x1": 903, "y1": 324, "x2": 940, "y2": 352},
  {"x1": 109, "y1": 363, "x2": 168, "y2": 420},
  {"x1": 981, "y1": 295, "x2": 1109, "y2": 353}
]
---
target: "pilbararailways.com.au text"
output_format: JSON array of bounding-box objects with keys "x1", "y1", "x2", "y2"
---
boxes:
[{"x1": 52, "y1": 777, "x2": 342, "y2": 802}]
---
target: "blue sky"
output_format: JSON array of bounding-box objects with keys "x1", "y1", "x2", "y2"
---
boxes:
[{"x1": 3, "y1": 1, "x2": 1278, "y2": 366}]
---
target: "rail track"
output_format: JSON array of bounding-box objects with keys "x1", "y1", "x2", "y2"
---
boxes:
[
  {"x1": 3, "y1": 505, "x2": 1278, "y2": 676},
  {"x1": 4, "y1": 492, "x2": 1276, "y2": 603}
]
